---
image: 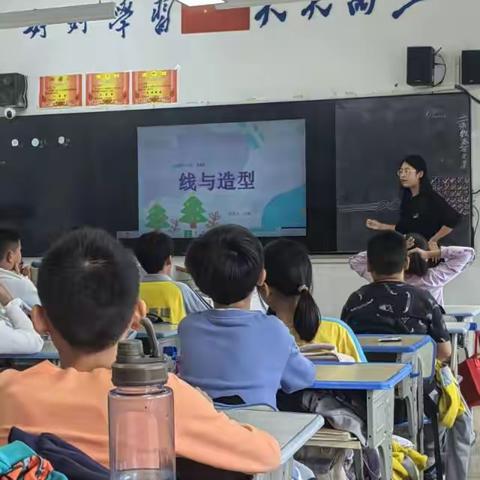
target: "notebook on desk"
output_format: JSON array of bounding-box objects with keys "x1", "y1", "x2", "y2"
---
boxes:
[{"x1": 300, "y1": 344, "x2": 354, "y2": 362}]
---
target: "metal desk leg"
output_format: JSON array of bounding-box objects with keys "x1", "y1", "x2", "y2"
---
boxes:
[
  {"x1": 367, "y1": 389, "x2": 394, "y2": 480},
  {"x1": 397, "y1": 354, "x2": 418, "y2": 448},
  {"x1": 416, "y1": 362, "x2": 424, "y2": 454},
  {"x1": 451, "y1": 333, "x2": 459, "y2": 377}
]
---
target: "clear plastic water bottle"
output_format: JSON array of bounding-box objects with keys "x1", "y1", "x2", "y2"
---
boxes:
[{"x1": 109, "y1": 339, "x2": 175, "y2": 480}]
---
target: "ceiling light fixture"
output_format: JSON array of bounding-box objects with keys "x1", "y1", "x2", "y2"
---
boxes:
[
  {"x1": 0, "y1": 2, "x2": 116, "y2": 30},
  {"x1": 177, "y1": 0, "x2": 225, "y2": 7}
]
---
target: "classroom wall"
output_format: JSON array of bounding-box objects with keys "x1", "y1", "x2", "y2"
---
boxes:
[{"x1": 1, "y1": 0, "x2": 480, "y2": 315}]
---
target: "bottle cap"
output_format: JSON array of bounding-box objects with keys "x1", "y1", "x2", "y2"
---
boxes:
[{"x1": 112, "y1": 340, "x2": 168, "y2": 387}]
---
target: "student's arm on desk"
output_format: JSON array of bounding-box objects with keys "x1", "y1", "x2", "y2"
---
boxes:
[
  {"x1": 168, "y1": 374, "x2": 281, "y2": 474},
  {"x1": 13, "y1": 276, "x2": 40, "y2": 310},
  {"x1": 0, "y1": 299, "x2": 44, "y2": 354},
  {"x1": 280, "y1": 337, "x2": 316, "y2": 393}
]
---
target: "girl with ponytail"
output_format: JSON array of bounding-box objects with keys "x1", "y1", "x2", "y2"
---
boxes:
[{"x1": 261, "y1": 239, "x2": 364, "y2": 362}]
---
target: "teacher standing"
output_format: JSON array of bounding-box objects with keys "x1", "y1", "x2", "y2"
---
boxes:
[{"x1": 366, "y1": 155, "x2": 460, "y2": 245}]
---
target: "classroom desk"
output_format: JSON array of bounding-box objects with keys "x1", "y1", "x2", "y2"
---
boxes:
[
  {"x1": 136, "y1": 323, "x2": 179, "y2": 350},
  {"x1": 357, "y1": 334, "x2": 435, "y2": 451},
  {"x1": 313, "y1": 362, "x2": 412, "y2": 480},
  {"x1": 444, "y1": 305, "x2": 480, "y2": 322},
  {"x1": 0, "y1": 340, "x2": 59, "y2": 363},
  {"x1": 445, "y1": 321, "x2": 471, "y2": 376},
  {"x1": 225, "y1": 408, "x2": 324, "y2": 480},
  {"x1": 444, "y1": 306, "x2": 480, "y2": 359}
]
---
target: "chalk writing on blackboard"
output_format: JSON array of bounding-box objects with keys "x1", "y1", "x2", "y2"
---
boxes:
[
  {"x1": 338, "y1": 199, "x2": 400, "y2": 214},
  {"x1": 457, "y1": 114, "x2": 470, "y2": 170}
]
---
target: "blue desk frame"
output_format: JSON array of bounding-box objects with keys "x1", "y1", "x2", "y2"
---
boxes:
[
  {"x1": 313, "y1": 362, "x2": 412, "y2": 480},
  {"x1": 357, "y1": 334, "x2": 436, "y2": 453}
]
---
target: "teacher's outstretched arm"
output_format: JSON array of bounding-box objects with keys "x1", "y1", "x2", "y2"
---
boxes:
[
  {"x1": 365, "y1": 219, "x2": 396, "y2": 231},
  {"x1": 429, "y1": 225, "x2": 453, "y2": 245}
]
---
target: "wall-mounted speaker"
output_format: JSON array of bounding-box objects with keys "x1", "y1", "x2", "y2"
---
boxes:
[
  {"x1": 407, "y1": 47, "x2": 435, "y2": 86},
  {"x1": 0, "y1": 73, "x2": 27, "y2": 108},
  {"x1": 462, "y1": 50, "x2": 480, "y2": 85}
]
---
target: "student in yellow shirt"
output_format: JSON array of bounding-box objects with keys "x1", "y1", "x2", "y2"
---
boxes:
[
  {"x1": 260, "y1": 239, "x2": 365, "y2": 362},
  {"x1": 0, "y1": 228, "x2": 280, "y2": 474}
]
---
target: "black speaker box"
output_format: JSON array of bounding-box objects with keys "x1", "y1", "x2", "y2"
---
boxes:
[
  {"x1": 0, "y1": 73, "x2": 27, "y2": 108},
  {"x1": 407, "y1": 47, "x2": 435, "y2": 86},
  {"x1": 462, "y1": 50, "x2": 480, "y2": 85}
]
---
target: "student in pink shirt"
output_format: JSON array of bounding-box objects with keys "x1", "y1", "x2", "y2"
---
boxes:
[{"x1": 349, "y1": 233, "x2": 475, "y2": 306}]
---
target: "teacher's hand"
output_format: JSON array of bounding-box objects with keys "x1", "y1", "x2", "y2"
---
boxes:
[{"x1": 366, "y1": 219, "x2": 382, "y2": 230}]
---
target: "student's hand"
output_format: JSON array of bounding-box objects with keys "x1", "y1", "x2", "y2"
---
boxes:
[
  {"x1": 366, "y1": 219, "x2": 382, "y2": 230},
  {"x1": 406, "y1": 236, "x2": 415, "y2": 250},
  {"x1": 20, "y1": 264, "x2": 32, "y2": 279},
  {"x1": 408, "y1": 248, "x2": 430, "y2": 261},
  {"x1": 426, "y1": 240, "x2": 442, "y2": 263},
  {"x1": 0, "y1": 284, "x2": 13, "y2": 307},
  {"x1": 428, "y1": 240, "x2": 440, "y2": 252}
]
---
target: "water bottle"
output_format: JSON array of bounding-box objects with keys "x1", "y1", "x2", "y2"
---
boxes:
[{"x1": 109, "y1": 338, "x2": 175, "y2": 480}]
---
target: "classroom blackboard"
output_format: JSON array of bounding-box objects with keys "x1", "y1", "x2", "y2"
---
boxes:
[
  {"x1": 336, "y1": 94, "x2": 471, "y2": 251},
  {"x1": 0, "y1": 92, "x2": 471, "y2": 255},
  {"x1": 0, "y1": 100, "x2": 335, "y2": 255}
]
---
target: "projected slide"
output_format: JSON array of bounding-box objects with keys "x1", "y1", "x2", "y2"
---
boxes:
[{"x1": 138, "y1": 119, "x2": 306, "y2": 238}]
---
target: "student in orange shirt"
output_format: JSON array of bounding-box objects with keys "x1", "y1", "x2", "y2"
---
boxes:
[{"x1": 0, "y1": 228, "x2": 280, "y2": 474}]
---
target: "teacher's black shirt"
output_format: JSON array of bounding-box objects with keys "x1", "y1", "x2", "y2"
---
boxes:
[{"x1": 395, "y1": 190, "x2": 460, "y2": 240}]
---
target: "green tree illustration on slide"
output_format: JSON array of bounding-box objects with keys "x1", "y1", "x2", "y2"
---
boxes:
[
  {"x1": 146, "y1": 202, "x2": 169, "y2": 230},
  {"x1": 179, "y1": 195, "x2": 207, "y2": 229}
]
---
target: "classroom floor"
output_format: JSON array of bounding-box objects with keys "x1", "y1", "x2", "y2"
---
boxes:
[{"x1": 469, "y1": 407, "x2": 480, "y2": 479}]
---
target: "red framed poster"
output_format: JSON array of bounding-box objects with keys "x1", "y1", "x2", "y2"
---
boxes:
[
  {"x1": 39, "y1": 74, "x2": 82, "y2": 108},
  {"x1": 132, "y1": 69, "x2": 177, "y2": 104},
  {"x1": 86, "y1": 71, "x2": 130, "y2": 106}
]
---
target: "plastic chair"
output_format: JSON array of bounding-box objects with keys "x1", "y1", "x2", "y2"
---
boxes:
[{"x1": 318, "y1": 317, "x2": 368, "y2": 363}]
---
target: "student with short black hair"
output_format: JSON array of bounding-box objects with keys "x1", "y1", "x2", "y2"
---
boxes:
[
  {"x1": 0, "y1": 229, "x2": 39, "y2": 309},
  {"x1": 261, "y1": 239, "x2": 364, "y2": 362},
  {"x1": 0, "y1": 228, "x2": 281, "y2": 474},
  {"x1": 342, "y1": 231, "x2": 451, "y2": 361},
  {"x1": 135, "y1": 231, "x2": 208, "y2": 316},
  {"x1": 349, "y1": 232, "x2": 475, "y2": 306},
  {"x1": 179, "y1": 225, "x2": 315, "y2": 408}
]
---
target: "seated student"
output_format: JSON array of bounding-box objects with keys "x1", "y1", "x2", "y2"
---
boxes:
[
  {"x1": 0, "y1": 229, "x2": 40, "y2": 310},
  {"x1": 342, "y1": 231, "x2": 451, "y2": 361},
  {"x1": 260, "y1": 239, "x2": 365, "y2": 362},
  {"x1": 135, "y1": 231, "x2": 208, "y2": 320},
  {"x1": 349, "y1": 232, "x2": 475, "y2": 306},
  {"x1": 0, "y1": 283, "x2": 43, "y2": 354},
  {"x1": 0, "y1": 228, "x2": 280, "y2": 475},
  {"x1": 178, "y1": 225, "x2": 315, "y2": 408}
]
